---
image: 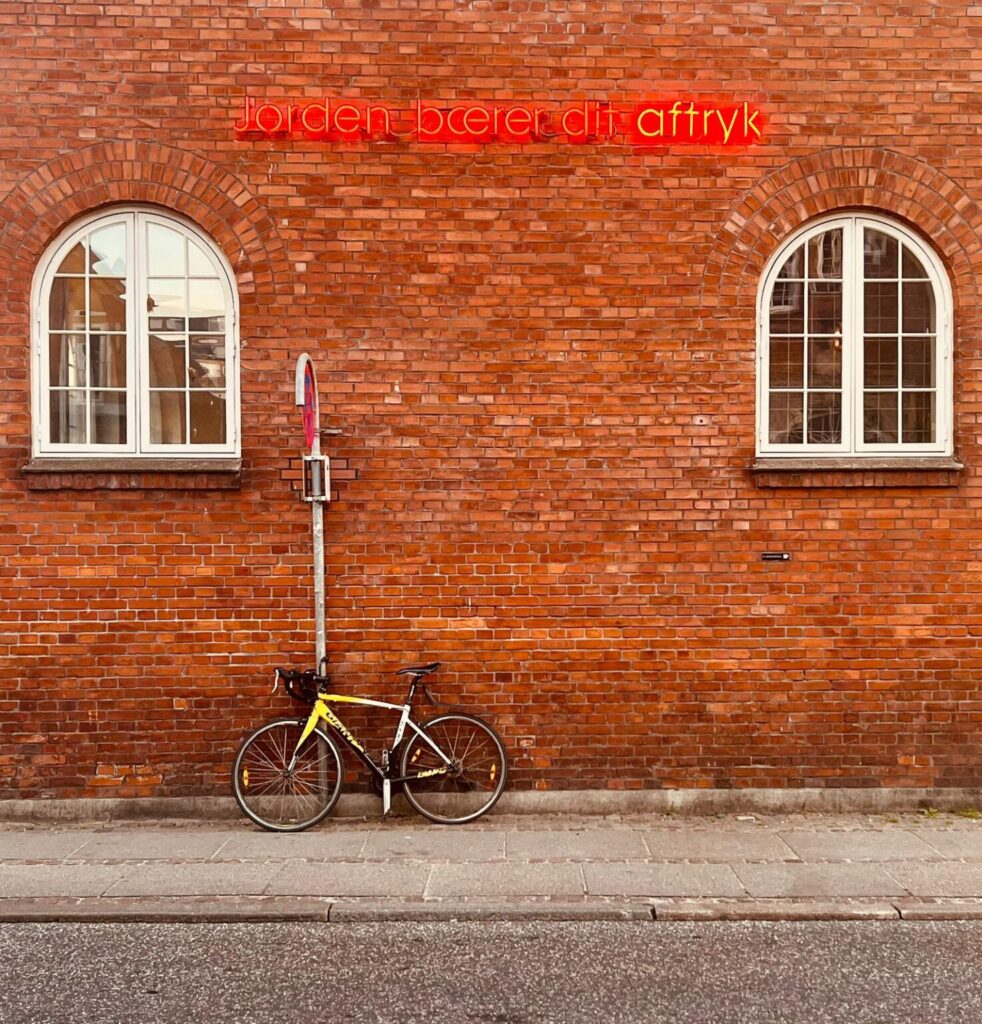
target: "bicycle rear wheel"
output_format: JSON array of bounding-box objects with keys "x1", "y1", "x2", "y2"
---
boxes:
[
  {"x1": 400, "y1": 713, "x2": 508, "y2": 824},
  {"x1": 232, "y1": 719, "x2": 343, "y2": 832}
]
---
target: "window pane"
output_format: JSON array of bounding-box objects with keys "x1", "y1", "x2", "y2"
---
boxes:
[
  {"x1": 89, "y1": 277, "x2": 127, "y2": 332},
  {"x1": 807, "y1": 229, "x2": 842, "y2": 279},
  {"x1": 864, "y1": 229, "x2": 898, "y2": 278},
  {"x1": 49, "y1": 277, "x2": 86, "y2": 330},
  {"x1": 190, "y1": 391, "x2": 227, "y2": 444},
  {"x1": 148, "y1": 224, "x2": 186, "y2": 277},
  {"x1": 902, "y1": 336, "x2": 935, "y2": 388},
  {"x1": 769, "y1": 392, "x2": 803, "y2": 444},
  {"x1": 150, "y1": 392, "x2": 187, "y2": 444},
  {"x1": 56, "y1": 242, "x2": 86, "y2": 275},
  {"x1": 90, "y1": 334, "x2": 127, "y2": 388},
  {"x1": 91, "y1": 391, "x2": 127, "y2": 444},
  {"x1": 864, "y1": 281, "x2": 899, "y2": 334},
  {"x1": 807, "y1": 392, "x2": 841, "y2": 445},
  {"x1": 864, "y1": 337, "x2": 898, "y2": 388},
  {"x1": 776, "y1": 244, "x2": 804, "y2": 280},
  {"x1": 149, "y1": 333, "x2": 186, "y2": 388},
  {"x1": 902, "y1": 392, "x2": 935, "y2": 444},
  {"x1": 808, "y1": 338, "x2": 841, "y2": 388},
  {"x1": 189, "y1": 336, "x2": 226, "y2": 389},
  {"x1": 88, "y1": 223, "x2": 126, "y2": 276},
  {"x1": 808, "y1": 282, "x2": 841, "y2": 334},
  {"x1": 902, "y1": 281, "x2": 935, "y2": 333},
  {"x1": 188, "y1": 279, "x2": 226, "y2": 332},
  {"x1": 49, "y1": 390, "x2": 87, "y2": 444},
  {"x1": 49, "y1": 334, "x2": 86, "y2": 387},
  {"x1": 901, "y1": 246, "x2": 930, "y2": 279},
  {"x1": 864, "y1": 393, "x2": 898, "y2": 444},
  {"x1": 148, "y1": 279, "x2": 186, "y2": 332},
  {"x1": 769, "y1": 339, "x2": 803, "y2": 388},
  {"x1": 188, "y1": 239, "x2": 215, "y2": 277},
  {"x1": 769, "y1": 284, "x2": 804, "y2": 334}
]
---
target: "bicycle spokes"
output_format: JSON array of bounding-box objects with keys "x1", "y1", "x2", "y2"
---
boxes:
[
  {"x1": 233, "y1": 721, "x2": 343, "y2": 832},
  {"x1": 400, "y1": 714, "x2": 508, "y2": 824}
]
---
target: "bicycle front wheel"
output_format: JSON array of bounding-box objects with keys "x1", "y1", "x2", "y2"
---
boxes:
[
  {"x1": 232, "y1": 719, "x2": 343, "y2": 832},
  {"x1": 400, "y1": 713, "x2": 508, "y2": 825}
]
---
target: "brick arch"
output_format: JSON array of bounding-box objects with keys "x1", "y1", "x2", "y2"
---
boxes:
[
  {"x1": 701, "y1": 148, "x2": 982, "y2": 329},
  {"x1": 0, "y1": 140, "x2": 290, "y2": 309}
]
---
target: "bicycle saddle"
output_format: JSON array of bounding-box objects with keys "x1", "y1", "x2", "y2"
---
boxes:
[{"x1": 396, "y1": 662, "x2": 441, "y2": 677}]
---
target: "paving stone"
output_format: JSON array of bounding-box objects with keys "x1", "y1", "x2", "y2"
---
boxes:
[
  {"x1": 268, "y1": 862, "x2": 430, "y2": 897},
  {"x1": 641, "y1": 831, "x2": 795, "y2": 862},
  {"x1": 733, "y1": 863, "x2": 907, "y2": 898},
  {"x1": 0, "y1": 834, "x2": 90, "y2": 860},
  {"x1": 217, "y1": 831, "x2": 367, "y2": 861},
  {"x1": 910, "y1": 829, "x2": 982, "y2": 860},
  {"x1": 885, "y1": 863, "x2": 982, "y2": 897},
  {"x1": 584, "y1": 863, "x2": 745, "y2": 898},
  {"x1": 778, "y1": 830, "x2": 936, "y2": 862},
  {"x1": 504, "y1": 830, "x2": 646, "y2": 861},
  {"x1": 427, "y1": 863, "x2": 583, "y2": 898},
  {"x1": 0, "y1": 864, "x2": 127, "y2": 898},
  {"x1": 361, "y1": 830, "x2": 503, "y2": 861},
  {"x1": 71, "y1": 833, "x2": 232, "y2": 861},
  {"x1": 105, "y1": 863, "x2": 281, "y2": 897}
]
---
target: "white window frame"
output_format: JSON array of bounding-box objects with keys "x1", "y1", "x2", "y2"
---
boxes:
[
  {"x1": 32, "y1": 207, "x2": 240, "y2": 459},
  {"x1": 756, "y1": 213, "x2": 952, "y2": 458}
]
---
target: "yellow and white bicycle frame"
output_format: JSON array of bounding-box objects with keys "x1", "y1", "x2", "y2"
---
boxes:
[{"x1": 291, "y1": 692, "x2": 453, "y2": 815}]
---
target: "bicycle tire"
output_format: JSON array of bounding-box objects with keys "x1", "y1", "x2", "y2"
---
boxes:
[
  {"x1": 399, "y1": 713, "x2": 508, "y2": 825},
  {"x1": 232, "y1": 718, "x2": 344, "y2": 832}
]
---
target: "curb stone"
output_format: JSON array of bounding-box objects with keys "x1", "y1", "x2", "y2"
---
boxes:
[
  {"x1": 896, "y1": 904, "x2": 982, "y2": 921},
  {"x1": 330, "y1": 901, "x2": 651, "y2": 922},
  {"x1": 650, "y1": 901, "x2": 900, "y2": 921},
  {"x1": 2, "y1": 898, "x2": 982, "y2": 924},
  {"x1": 0, "y1": 896, "x2": 334, "y2": 923}
]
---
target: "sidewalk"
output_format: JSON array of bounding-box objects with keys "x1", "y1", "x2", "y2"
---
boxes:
[{"x1": 2, "y1": 811, "x2": 981, "y2": 923}]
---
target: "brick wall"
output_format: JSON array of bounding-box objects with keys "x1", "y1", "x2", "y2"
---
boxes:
[{"x1": 1, "y1": 1, "x2": 981, "y2": 799}]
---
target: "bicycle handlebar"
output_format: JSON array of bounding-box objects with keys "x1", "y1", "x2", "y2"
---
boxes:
[{"x1": 275, "y1": 666, "x2": 328, "y2": 704}]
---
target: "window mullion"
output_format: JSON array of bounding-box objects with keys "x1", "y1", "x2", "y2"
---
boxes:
[
  {"x1": 845, "y1": 217, "x2": 859, "y2": 454},
  {"x1": 130, "y1": 212, "x2": 141, "y2": 455}
]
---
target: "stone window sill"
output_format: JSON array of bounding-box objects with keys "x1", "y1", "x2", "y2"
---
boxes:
[
  {"x1": 22, "y1": 457, "x2": 242, "y2": 491},
  {"x1": 751, "y1": 456, "x2": 963, "y2": 488}
]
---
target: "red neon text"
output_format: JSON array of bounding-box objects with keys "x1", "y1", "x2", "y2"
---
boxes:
[{"x1": 234, "y1": 96, "x2": 764, "y2": 147}]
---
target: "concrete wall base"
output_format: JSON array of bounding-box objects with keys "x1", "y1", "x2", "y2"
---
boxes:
[{"x1": 1, "y1": 787, "x2": 981, "y2": 823}]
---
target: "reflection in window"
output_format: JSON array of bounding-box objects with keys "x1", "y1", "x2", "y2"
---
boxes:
[{"x1": 767, "y1": 228, "x2": 843, "y2": 447}]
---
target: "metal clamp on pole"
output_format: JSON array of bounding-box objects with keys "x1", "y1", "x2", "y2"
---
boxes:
[{"x1": 301, "y1": 453, "x2": 331, "y2": 503}]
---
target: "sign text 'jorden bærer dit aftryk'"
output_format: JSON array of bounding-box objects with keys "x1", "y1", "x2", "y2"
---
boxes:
[{"x1": 235, "y1": 97, "x2": 764, "y2": 146}]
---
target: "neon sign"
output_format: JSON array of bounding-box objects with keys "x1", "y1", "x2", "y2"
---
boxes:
[{"x1": 234, "y1": 97, "x2": 764, "y2": 146}]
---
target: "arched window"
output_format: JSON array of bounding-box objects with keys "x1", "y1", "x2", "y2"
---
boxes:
[
  {"x1": 32, "y1": 208, "x2": 238, "y2": 457},
  {"x1": 757, "y1": 213, "x2": 952, "y2": 457}
]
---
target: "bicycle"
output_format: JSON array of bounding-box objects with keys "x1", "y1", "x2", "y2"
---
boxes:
[{"x1": 232, "y1": 661, "x2": 508, "y2": 832}]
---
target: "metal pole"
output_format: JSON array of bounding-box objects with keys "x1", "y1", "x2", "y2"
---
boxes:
[{"x1": 310, "y1": 431, "x2": 327, "y2": 672}]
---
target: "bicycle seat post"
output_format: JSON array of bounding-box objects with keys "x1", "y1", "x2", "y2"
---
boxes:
[{"x1": 404, "y1": 672, "x2": 423, "y2": 706}]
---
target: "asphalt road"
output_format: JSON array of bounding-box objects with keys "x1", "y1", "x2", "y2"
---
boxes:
[{"x1": 2, "y1": 920, "x2": 981, "y2": 1024}]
